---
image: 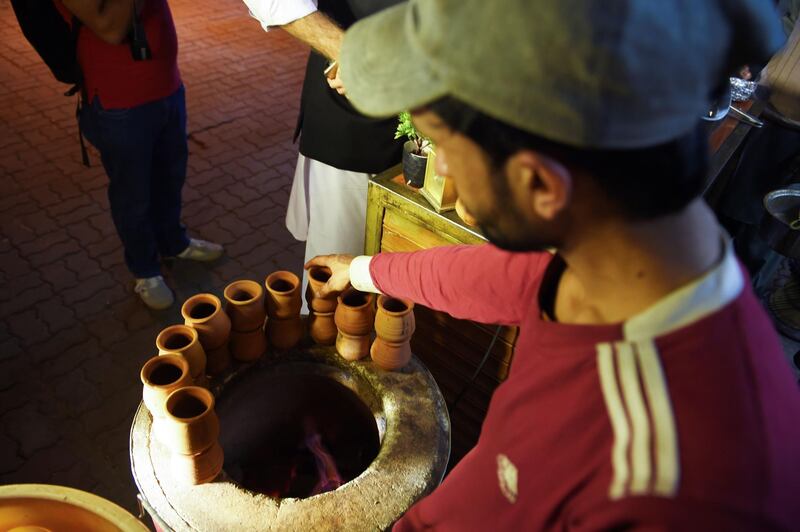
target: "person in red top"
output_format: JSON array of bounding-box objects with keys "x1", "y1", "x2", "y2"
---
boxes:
[
  {"x1": 57, "y1": 0, "x2": 222, "y2": 309},
  {"x1": 307, "y1": 0, "x2": 800, "y2": 529}
]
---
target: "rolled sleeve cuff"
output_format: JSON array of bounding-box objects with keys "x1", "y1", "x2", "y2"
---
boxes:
[
  {"x1": 350, "y1": 256, "x2": 381, "y2": 294},
  {"x1": 243, "y1": 0, "x2": 318, "y2": 31}
]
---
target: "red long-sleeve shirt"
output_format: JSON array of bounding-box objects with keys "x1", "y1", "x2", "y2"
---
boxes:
[{"x1": 367, "y1": 244, "x2": 800, "y2": 531}]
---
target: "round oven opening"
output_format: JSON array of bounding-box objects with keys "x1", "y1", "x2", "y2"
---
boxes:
[{"x1": 217, "y1": 371, "x2": 380, "y2": 499}]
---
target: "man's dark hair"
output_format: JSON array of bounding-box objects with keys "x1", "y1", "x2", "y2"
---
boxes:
[{"x1": 428, "y1": 97, "x2": 709, "y2": 220}]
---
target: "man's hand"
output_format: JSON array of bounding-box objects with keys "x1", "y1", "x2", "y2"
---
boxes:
[
  {"x1": 304, "y1": 254, "x2": 354, "y2": 298},
  {"x1": 325, "y1": 63, "x2": 346, "y2": 95}
]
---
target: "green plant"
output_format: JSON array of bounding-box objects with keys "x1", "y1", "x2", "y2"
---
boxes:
[{"x1": 394, "y1": 111, "x2": 430, "y2": 155}]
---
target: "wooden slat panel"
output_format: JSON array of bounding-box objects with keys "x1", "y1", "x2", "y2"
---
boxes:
[
  {"x1": 384, "y1": 208, "x2": 461, "y2": 249},
  {"x1": 369, "y1": 173, "x2": 521, "y2": 468},
  {"x1": 381, "y1": 228, "x2": 424, "y2": 254},
  {"x1": 414, "y1": 309, "x2": 512, "y2": 384},
  {"x1": 382, "y1": 220, "x2": 519, "y2": 346},
  {"x1": 379, "y1": 215, "x2": 517, "y2": 466}
]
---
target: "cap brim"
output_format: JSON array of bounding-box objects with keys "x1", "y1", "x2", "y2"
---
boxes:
[{"x1": 340, "y1": 3, "x2": 448, "y2": 118}]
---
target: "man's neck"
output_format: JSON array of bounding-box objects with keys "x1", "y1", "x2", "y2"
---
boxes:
[{"x1": 553, "y1": 199, "x2": 724, "y2": 325}]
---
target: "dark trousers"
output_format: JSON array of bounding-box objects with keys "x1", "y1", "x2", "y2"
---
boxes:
[{"x1": 80, "y1": 86, "x2": 190, "y2": 278}]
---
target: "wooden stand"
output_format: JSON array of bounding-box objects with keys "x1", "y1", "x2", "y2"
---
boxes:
[{"x1": 366, "y1": 164, "x2": 518, "y2": 468}]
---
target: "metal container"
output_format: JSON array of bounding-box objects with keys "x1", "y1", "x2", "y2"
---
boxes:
[
  {"x1": 760, "y1": 188, "x2": 800, "y2": 260},
  {"x1": 0, "y1": 484, "x2": 149, "y2": 531}
]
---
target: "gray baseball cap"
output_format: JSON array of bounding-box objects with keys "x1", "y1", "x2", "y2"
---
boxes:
[{"x1": 340, "y1": 0, "x2": 784, "y2": 149}]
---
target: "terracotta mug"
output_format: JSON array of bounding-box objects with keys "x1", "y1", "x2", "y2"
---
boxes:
[
  {"x1": 371, "y1": 338, "x2": 413, "y2": 371},
  {"x1": 161, "y1": 386, "x2": 220, "y2": 456},
  {"x1": 229, "y1": 328, "x2": 268, "y2": 362},
  {"x1": 371, "y1": 296, "x2": 415, "y2": 370},
  {"x1": 181, "y1": 293, "x2": 231, "y2": 350},
  {"x1": 309, "y1": 311, "x2": 337, "y2": 346},
  {"x1": 336, "y1": 331, "x2": 372, "y2": 361},
  {"x1": 204, "y1": 344, "x2": 231, "y2": 376},
  {"x1": 223, "y1": 279, "x2": 266, "y2": 332},
  {"x1": 334, "y1": 288, "x2": 375, "y2": 337},
  {"x1": 156, "y1": 324, "x2": 207, "y2": 381},
  {"x1": 374, "y1": 296, "x2": 415, "y2": 344},
  {"x1": 266, "y1": 316, "x2": 304, "y2": 351},
  {"x1": 140, "y1": 354, "x2": 192, "y2": 418},
  {"x1": 305, "y1": 266, "x2": 338, "y2": 313},
  {"x1": 170, "y1": 441, "x2": 225, "y2": 486},
  {"x1": 265, "y1": 271, "x2": 302, "y2": 319}
]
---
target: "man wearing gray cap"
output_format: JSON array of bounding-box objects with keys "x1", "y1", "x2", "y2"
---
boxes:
[{"x1": 308, "y1": 0, "x2": 800, "y2": 529}]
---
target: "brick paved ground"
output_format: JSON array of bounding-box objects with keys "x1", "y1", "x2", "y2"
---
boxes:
[{"x1": 0, "y1": 0, "x2": 307, "y2": 515}]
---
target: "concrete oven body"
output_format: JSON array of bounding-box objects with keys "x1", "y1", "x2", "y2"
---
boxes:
[{"x1": 130, "y1": 344, "x2": 450, "y2": 531}]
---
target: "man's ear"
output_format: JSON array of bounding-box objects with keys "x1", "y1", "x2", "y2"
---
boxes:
[{"x1": 506, "y1": 150, "x2": 572, "y2": 220}]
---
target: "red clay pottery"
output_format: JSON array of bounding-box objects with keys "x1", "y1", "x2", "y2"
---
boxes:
[
  {"x1": 371, "y1": 296, "x2": 415, "y2": 370},
  {"x1": 170, "y1": 441, "x2": 224, "y2": 486},
  {"x1": 181, "y1": 293, "x2": 231, "y2": 350},
  {"x1": 309, "y1": 311, "x2": 337, "y2": 345},
  {"x1": 140, "y1": 354, "x2": 192, "y2": 418},
  {"x1": 336, "y1": 331, "x2": 372, "y2": 361},
  {"x1": 374, "y1": 296, "x2": 416, "y2": 343},
  {"x1": 223, "y1": 279, "x2": 266, "y2": 332},
  {"x1": 266, "y1": 316, "x2": 304, "y2": 351},
  {"x1": 305, "y1": 266, "x2": 338, "y2": 313},
  {"x1": 204, "y1": 344, "x2": 231, "y2": 375},
  {"x1": 161, "y1": 386, "x2": 220, "y2": 456},
  {"x1": 265, "y1": 271, "x2": 302, "y2": 319},
  {"x1": 455, "y1": 197, "x2": 479, "y2": 227},
  {"x1": 229, "y1": 328, "x2": 268, "y2": 362},
  {"x1": 156, "y1": 324, "x2": 207, "y2": 382},
  {"x1": 334, "y1": 288, "x2": 375, "y2": 336},
  {"x1": 334, "y1": 288, "x2": 375, "y2": 361},
  {"x1": 371, "y1": 338, "x2": 413, "y2": 371}
]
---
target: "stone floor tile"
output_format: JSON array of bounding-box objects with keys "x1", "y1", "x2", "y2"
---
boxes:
[{"x1": 0, "y1": 0, "x2": 306, "y2": 512}]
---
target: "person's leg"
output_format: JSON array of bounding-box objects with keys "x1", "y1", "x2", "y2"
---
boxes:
[
  {"x1": 286, "y1": 152, "x2": 311, "y2": 242},
  {"x1": 79, "y1": 96, "x2": 161, "y2": 278},
  {"x1": 300, "y1": 158, "x2": 370, "y2": 312},
  {"x1": 150, "y1": 86, "x2": 191, "y2": 257},
  {"x1": 304, "y1": 160, "x2": 369, "y2": 258}
]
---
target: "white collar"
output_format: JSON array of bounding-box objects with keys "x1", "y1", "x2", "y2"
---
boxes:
[{"x1": 623, "y1": 237, "x2": 744, "y2": 341}]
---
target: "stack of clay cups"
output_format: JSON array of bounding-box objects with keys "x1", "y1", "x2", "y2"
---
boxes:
[
  {"x1": 155, "y1": 325, "x2": 207, "y2": 386},
  {"x1": 181, "y1": 294, "x2": 231, "y2": 375},
  {"x1": 161, "y1": 386, "x2": 224, "y2": 485},
  {"x1": 140, "y1": 354, "x2": 193, "y2": 444},
  {"x1": 306, "y1": 266, "x2": 338, "y2": 345},
  {"x1": 264, "y1": 271, "x2": 303, "y2": 350},
  {"x1": 334, "y1": 287, "x2": 375, "y2": 361},
  {"x1": 371, "y1": 296, "x2": 415, "y2": 370},
  {"x1": 223, "y1": 280, "x2": 267, "y2": 362}
]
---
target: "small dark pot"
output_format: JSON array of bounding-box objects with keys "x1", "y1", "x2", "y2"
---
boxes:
[{"x1": 402, "y1": 140, "x2": 427, "y2": 188}]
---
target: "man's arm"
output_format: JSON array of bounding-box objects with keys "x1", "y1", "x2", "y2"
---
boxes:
[
  {"x1": 242, "y1": 0, "x2": 342, "y2": 60},
  {"x1": 242, "y1": 1, "x2": 345, "y2": 91},
  {"x1": 308, "y1": 245, "x2": 550, "y2": 327},
  {"x1": 61, "y1": 0, "x2": 140, "y2": 45},
  {"x1": 282, "y1": 11, "x2": 343, "y2": 61}
]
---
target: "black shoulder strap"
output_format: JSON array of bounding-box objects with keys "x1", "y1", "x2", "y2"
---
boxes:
[
  {"x1": 64, "y1": 16, "x2": 83, "y2": 97},
  {"x1": 67, "y1": 16, "x2": 90, "y2": 167}
]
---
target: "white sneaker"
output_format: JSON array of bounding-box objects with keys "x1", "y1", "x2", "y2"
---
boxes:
[
  {"x1": 134, "y1": 275, "x2": 174, "y2": 310},
  {"x1": 176, "y1": 238, "x2": 224, "y2": 262}
]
